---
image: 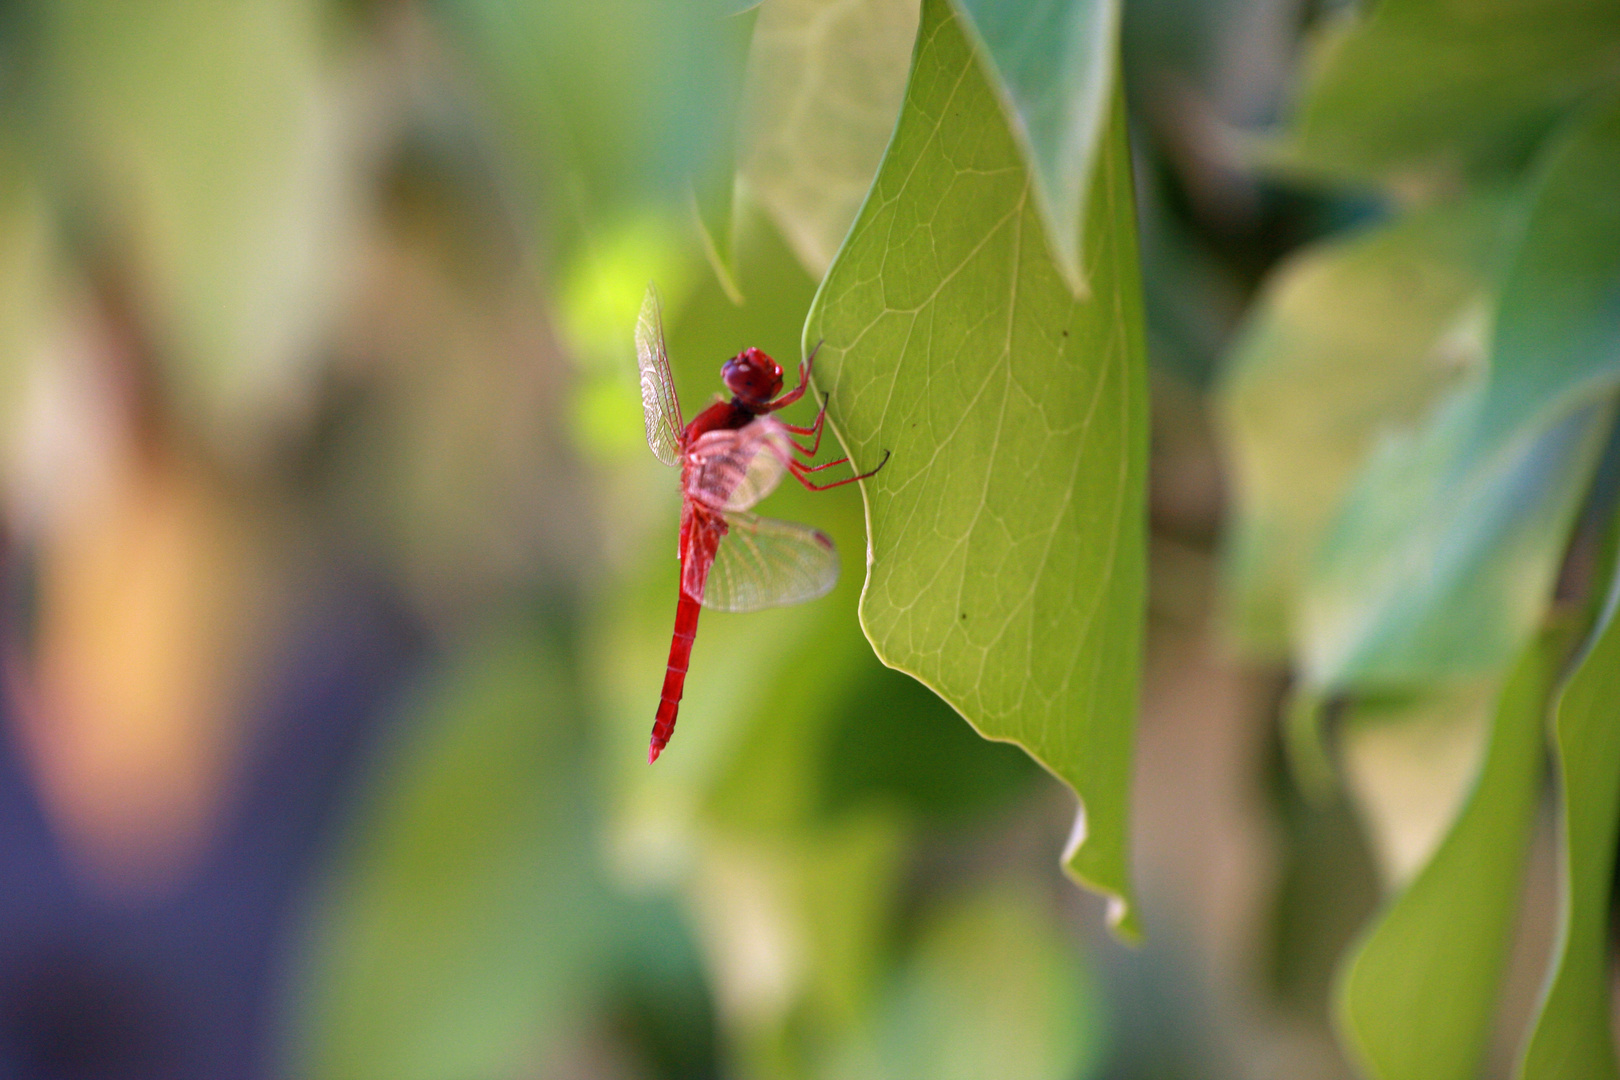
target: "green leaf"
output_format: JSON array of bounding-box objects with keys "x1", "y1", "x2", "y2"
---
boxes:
[
  {"x1": 1334, "y1": 631, "x2": 1560, "y2": 1080},
  {"x1": 1302, "y1": 388, "x2": 1610, "y2": 690},
  {"x1": 1275, "y1": 0, "x2": 1620, "y2": 184},
  {"x1": 45, "y1": 0, "x2": 348, "y2": 445},
  {"x1": 684, "y1": 816, "x2": 907, "y2": 1077},
  {"x1": 1299, "y1": 91, "x2": 1620, "y2": 693},
  {"x1": 1518, "y1": 592, "x2": 1620, "y2": 1079},
  {"x1": 950, "y1": 0, "x2": 1119, "y2": 295},
  {"x1": 805, "y1": 0, "x2": 1147, "y2": 933},
  {"x1": 292, "y1": 623, "x2": 613, "y2": 1080},
  {"x1": 735, "y1": 0, "x2": 919, "y2": 276},
  {"x1": 858, "y1": 884, "x2": 1105, "y2": 1080},
  {"x1": 1339, "y1": 680, "x2": 1499, "y2": 888},
  {"x1": 818, "y1": 658, "x2": 1042, "y2": 826},
  {"x1": 689, "y1": 3, "x2": 757, "y2": 302},
  {"x1": 1217, "y1": 198, "x2": 1504, "y2": 655},
  {"x1": 438, "y1": 0, "x2": 752, "y2": 256},
  {"x1": 1468, "y1": 87, "x2": 1620, "y2": 454}
]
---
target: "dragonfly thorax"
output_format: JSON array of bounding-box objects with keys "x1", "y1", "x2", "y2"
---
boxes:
[{"x1": 722, "y1": 347, "x2": 783, "y2": 408}]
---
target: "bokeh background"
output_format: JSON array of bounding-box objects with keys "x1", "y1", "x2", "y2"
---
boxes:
[{"x1": 0, "y1": 1, "x2": 1579, "y2": 1078}]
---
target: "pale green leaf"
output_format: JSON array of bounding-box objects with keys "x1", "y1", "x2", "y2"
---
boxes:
[
  {"x1": 1517, "y1": 587, "x2": 1620, "y2": 1079},
  {"x1": 1340, "y1": 679, "x2": 1497, "y2": 888},
  {"x1": 1335, "y1": 631, "x2": 1559, "y2": 1080},
  {"x1": 690, "y1": 3, "x2": 758, "y2": 301},
  {"x1": 1299, "y1": 90, "x2": 1620, "y2": 692},
  {"x1": 736, "y1": 0, "x2": 919, "y2": 276},
  {"x1": 1468, "y1": 87, "x2": 1620, "y2": 454},
  {"x1": 806, "y1": 0, "x2": 1147, "y2": 933},
  {"x1": 950, "y1": 0, "x2": 1119, "y2": 295},
  {"x1": 852, "y1": 884, "x2": 1104, "y2": 1080},
  {"x1": 1302, "y1": 389, "x2": 1610, "y2": 690},
  {"x1": 685, "y1": 817, "x2": 906, "y2": 1077},
  {"x1": 438, "y1": 0, "x2": 753, "y2": 255},
  {"x1": 46, "y1": 0, "x2": 352, "y2": 447},
  {"x1": 1217, "y1": 198, "x2": 1504, "y2": 655},
  {"x1": 1276, "y1": 0, "x2": 1620, "y2": 184}
]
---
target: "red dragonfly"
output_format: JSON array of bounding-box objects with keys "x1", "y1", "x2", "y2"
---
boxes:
[{"x1": 638, "y1": 284, "x2": 887, "y2": 763}]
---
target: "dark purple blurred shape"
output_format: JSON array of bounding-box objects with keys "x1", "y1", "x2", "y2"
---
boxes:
[{"x1": 0, "y1": 575, "x2": 424, "y2": 1080}]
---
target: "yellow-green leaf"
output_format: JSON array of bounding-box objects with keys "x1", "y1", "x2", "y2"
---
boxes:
[
  {"x1": 736, "y1": 0, "x2": 918, "y2": 277},
  {"x1": 951, "y1": 0, "x2": 1120, "y2": 295},
  {"x1": 1335, "y1": 631, "x2": 1561, "y2": 1080},
  {"x1": 1518, "y1": 590, "x2": 1620, "y2": 1080},
  {"x1": 806, "y1": 0, "x2": 1146, "y2": 933}
]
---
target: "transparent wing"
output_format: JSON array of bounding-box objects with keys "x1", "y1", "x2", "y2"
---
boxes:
[
  {"x1": 692, "y1": 511, "x2": 840, "y2": 613},
  {"x1": 637, "y1": 283, "x2": 683, "y2": 467},
  {"x1": 685, "y1": 418, "x2": 791, "y2": 513}
]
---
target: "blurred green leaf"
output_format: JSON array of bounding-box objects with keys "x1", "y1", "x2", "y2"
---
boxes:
[
  {"x1": 736, "y1": 0, "x2": 918, "y2": 276},
  {"x1": 46, "y1": 0, "x2": 350, "y2": 445},
  {"x1": 1469, "y1": 88, "x2": 1620, "y2": 453},
  {"x1": 1131, "y1": 163, "x2": 1247, "y2": 389},
  {"x1": 1303, "y1": 388, "x2": 1610, "y2": 690},
  {"x1": 1218, "y1": 198, "x2": 1504, "y2": 655},
  {"x1": 1276, "y1": 0, "x2": 1620, "y2": 184},
  {"x1": 856, "y1": 884, "x2": 1104, "y2": 1080},
  {"x1": 1269, "y1": 792, "x2": 1382, "y2": 1013},
  {"x1": 687, "y1": 816, "x2": 906, "y2": 1079},
  {"x1": 437, "y1": 0, "x2": 749, "y2": 257},
  {"x1": 293, "y1": 622, "x2": 612, "y2": 1080},
  {"x1": 1340, "y1": 680, "x2": 1499, "y2": 888},
  {"x1": 806, "y1": 0, "x2": 1147, "y2": 933},
  {"x1": 1335, "y1": 631, "x2": 1560, "y2": 1080},
  {"x1": 560, "y1": 209, "x2": 704, "y2": 465},
  {"x1": 690, "y1": 4, "x2": 757, "y2": 301},
  {"x1": 1300, "y1": 92, "x2": 1620, "y2": 693},
  {"x1": 951, "y1": 0, "x2": 1119, "y2": 296},
  {"x1": 818, "y1": 659, "x2": 1041, "y2": 826},
  {"x1": 1518, "y1": 592, "x2": 1620, "y2": 1079}
]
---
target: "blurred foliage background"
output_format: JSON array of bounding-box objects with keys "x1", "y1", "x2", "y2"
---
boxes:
[{"x1": 0, "y1": 1, "x2": 1617, "y2": 1079}]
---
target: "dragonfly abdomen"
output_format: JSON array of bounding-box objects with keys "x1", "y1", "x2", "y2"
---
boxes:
[{"x1": 650, "y1": 589, "x2": 702, "y2": 762}]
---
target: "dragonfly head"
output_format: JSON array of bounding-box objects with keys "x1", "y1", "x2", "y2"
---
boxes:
[{"x1": 722, "y1": 347, "x2": 784, "y2": 407}]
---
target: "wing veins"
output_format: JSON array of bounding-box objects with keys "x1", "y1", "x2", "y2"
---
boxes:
[
  {"x1": 697, "y1": 511, "x2": 839, "y2": 613},
  {"x1": 637, "y1": 283, "x2": 685, "y2": 465}
]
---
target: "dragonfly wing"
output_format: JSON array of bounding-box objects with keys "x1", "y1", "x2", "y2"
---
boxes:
[
  {"x1": 686, "y1": 418, "x2": 791, "y2": 513},
  {"x1": 637, "y1": 283, "x2": 683, "y2": 467},
  {"x1": 696, "y1": 512, "x2": 839, "y2": 613}
]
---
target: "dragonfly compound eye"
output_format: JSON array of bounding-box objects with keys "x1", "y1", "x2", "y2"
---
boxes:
[{"x1": 722, "y1": 347, "x2": 784, "y2": 404}]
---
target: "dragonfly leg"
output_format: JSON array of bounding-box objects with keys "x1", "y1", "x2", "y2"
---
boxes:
[
  {"x1": 794, "y1": 455, "x2": 849, "y2": 473},
  {"x1": 789, "y1": 448, "x2": 890, "y2": 491},
  {"x1": 780, "y1": 394, "x2": 829, "y2": 456},
  {"x1": 768, "y1": 341, "x2": 822, "y2": 413}
]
